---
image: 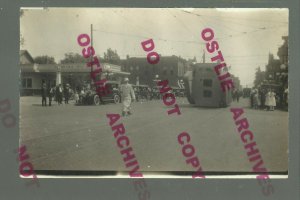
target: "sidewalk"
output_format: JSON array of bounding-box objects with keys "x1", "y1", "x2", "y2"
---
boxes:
[{"x1": 20, "y1": 96, "x2": 75, "y2": 106}]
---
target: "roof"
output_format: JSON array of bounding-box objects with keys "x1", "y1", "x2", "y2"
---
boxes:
[
  {"x1": 20, "y1": 50, "x2": 34, "y2": 64},
  {"x1": 122, "y1": 55, "x2": 186, "y2": 67},
  {"x1": 20, "y1": 62, "x2": 130, "y2": 75},
  {"x1": 194, "y1": 63, "x2": 216, "y2": 68}
]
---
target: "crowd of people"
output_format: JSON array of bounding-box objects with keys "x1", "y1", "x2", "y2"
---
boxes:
[
  {"x1": 41, "y1": 82, "x2": 72, "y2": 106},
  {"x1": 249, "y1": 87, "x2": 288, "y2": 111},
  {"x1": 231, "y1": 89, "x2": 241, "y2": 103},
  {"x1": 230, "y1": 86, "x2": 288, "y2": 111}
]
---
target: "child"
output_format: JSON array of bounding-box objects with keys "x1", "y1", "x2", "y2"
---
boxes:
[{"x1": 74, "y1": 91, "x2": 79, "y2": 104}]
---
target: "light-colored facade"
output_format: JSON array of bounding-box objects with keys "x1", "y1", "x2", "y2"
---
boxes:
[{"x1": 20, "y1": 50, "x2": 130, "y2": 96}]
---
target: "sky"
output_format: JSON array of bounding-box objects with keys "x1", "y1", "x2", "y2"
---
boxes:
[{"x1": 20, "y1": 8, "x2": 288, "y2": 87}]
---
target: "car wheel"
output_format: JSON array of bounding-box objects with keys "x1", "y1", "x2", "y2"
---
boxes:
[
  {"x1": 94, "y1": 95, "x2": 100, "y2": 105},
  {"x1": 114, "y1": 95, "x2": 120, "y2": 104}
]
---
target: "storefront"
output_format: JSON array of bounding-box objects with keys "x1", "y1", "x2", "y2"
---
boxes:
[{"x1": 20, "y1": 52, "x2": 130, "y2": 96}]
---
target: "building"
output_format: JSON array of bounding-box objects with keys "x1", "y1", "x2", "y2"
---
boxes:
[
  {"x1": 231, "y1": 74, "x2": 242, "y2": 91},
  {"x1": 277, "y1": 36, "x2": 288, "y2": 88},
  {"x1": 121, "y1": 55, "x2": 188, "y2": 87},
  {"x1": 253, "y1": 36, "x2": 289, "y2": 108},
  {"x1": 20, "y1": 50, "x2": 130, "y2": 96},
  {"x1": 264, "y1": 36, "x2": 288, "y2": 87}
]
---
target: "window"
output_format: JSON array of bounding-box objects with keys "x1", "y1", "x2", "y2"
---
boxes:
[
  {"x1": 163, "y1": 70, "x2": 167, "y2": 75},
  {"x1": 27, "y1": 79, "x2": 32, "y2": 88},
  {"x1": 203, "y1": 90, "x2": 212, "y2": 98},
  {"x1": 21, "y1": 78, "x2": 32, "y2": 88},
  {"x1": 170, "y1": 70, "x2": 174, "y2": 75},
  {"x1": 203, "y1": 79, "x2": 212, "y2": 87}
]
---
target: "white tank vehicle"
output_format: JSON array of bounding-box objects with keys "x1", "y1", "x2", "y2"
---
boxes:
[{"x1": 183, "y1": 63, "x2": 232, "y2": 108}]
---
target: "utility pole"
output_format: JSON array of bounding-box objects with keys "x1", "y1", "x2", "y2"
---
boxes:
[{"x1": 90, "y1": 24, "x2": 93, "y2": 85}]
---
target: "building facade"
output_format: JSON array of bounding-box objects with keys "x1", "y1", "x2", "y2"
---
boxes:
[
  {"x1": 20, "y1": 50, "x2": 129, "y2": 96},
  {"x1": 121, "y1": 55, "x2": 188, "y2": 88},
  {"x1": 264, "y1": 36, "x2": 288, "y2": 88}
]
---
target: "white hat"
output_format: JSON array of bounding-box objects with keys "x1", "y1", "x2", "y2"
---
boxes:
[{"x1": 124, "y1": 77, "x2": 129, "y2": 82}]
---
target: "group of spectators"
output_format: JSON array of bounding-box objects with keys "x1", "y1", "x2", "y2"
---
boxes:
[
  {"x1": 231, "y1": 89, "x2": 241, "y2": 103},
  {"x1": 250, "y1": 86, "x2": 288, "y2": 111},
  {"x1": 41, "y1": 82, "x2": 72, "y2": 106}
]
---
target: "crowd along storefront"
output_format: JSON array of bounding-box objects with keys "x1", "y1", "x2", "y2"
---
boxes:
[{"x1": 21, "y1": 60, "x2": 130, "y2": 96}]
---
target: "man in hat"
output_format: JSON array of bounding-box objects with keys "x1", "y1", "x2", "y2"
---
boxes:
[
  {"x1": 64, "y1": 83, "x2": 70, "y2": 104},
  {"x1": 56, "y1": 84, "x2": 63, "y2": 105},
  {"x1": 41, "y1": 82, "x2": 47, "y2": 106},
  {"x1": 48, "y1": 85, "x2": 55, "y2": 106},
  {"x1": 120, "y1": 77, "x2": 136, "y2": 116}
]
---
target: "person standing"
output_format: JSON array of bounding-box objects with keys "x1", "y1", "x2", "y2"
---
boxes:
[
  {"x1": 41, "y1": 82, "x2": 47, "y2": 106},
  {"x1": 120, "y1": 78, "x2": 136, "y2": 117},
  {"x1": 56, "y1": 84, "x2": 63, "y2": 105},
  {"x1": 284, "y1": 86, "x2": 288, "y2": 109},
  {"x1": 269, "y1": 89, "x2": 276, "y2": 111},
  {"x1": 250, "y1": 88, "x2": 255, "y2": 108},
  {"x1": 74, "y1": 90, "x2": 79, "y2": 104},
  {"x1": 253, "y1": 91, "x2": 260, "y2": 109},
  {"x1": 236, "y1": 89, "x2": 240, "y2": 103},
  {"x1": 64, "y1": 83, "x2": 70, "y2": 104},
  {"x1": 265, "y1": 89, "x2": 272, "y2": 111},
  {"x1": 259, "y1": 88, "x2": 265, "y2": 110},
  {"x1": 232, "y1": 89, "x2": 236, "y2": 102},
  {"x1": 48, "y1": 85, "x2": 55, "y2": 106}
]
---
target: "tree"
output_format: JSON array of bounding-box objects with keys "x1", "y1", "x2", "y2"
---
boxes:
[
  {"x1": 103, "y1": 48, "x2": 121, "y2": 65},
  {"x1": 60, "y1": 53, "x2": 87, "y2": 64},
  {"x1": 20, "y1": 10, "x2": 25, "y2": 46},
  {"x1": 34, "y1": 55, "x2": 56, "y2": 64}
]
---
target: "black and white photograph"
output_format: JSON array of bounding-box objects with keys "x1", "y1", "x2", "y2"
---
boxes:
[{"x1": 20, "y1": 8, "x2": 288, "y2": 178}]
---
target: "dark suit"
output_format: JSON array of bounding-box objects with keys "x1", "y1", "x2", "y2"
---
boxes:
[
  {"x1": 49, "y1": 87, "x2": 55, "y2": 106},
  {"x1": 41, "y1": 84, "x2": 47, "y2": 106},
  {"x1": 56, "y1": 86, "x2": 63, "y2": 105}
]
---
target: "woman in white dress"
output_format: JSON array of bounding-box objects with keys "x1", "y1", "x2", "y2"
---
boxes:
[{"x1": 269, "y1": 89, "x2": 276, "y2": 111}]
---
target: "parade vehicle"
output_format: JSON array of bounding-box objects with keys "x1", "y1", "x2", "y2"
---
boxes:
[
  {"x1": 77, "y1": 81, "x2": 121, "y2": 105},
  {"x1": 132, "y1": 85, "x2": 151, "y2": 101},
  {"x1": 101, "y1": 81, "x2": 122, "y2": 104},
  {"x1": 183, "y1": 63, "x2": 232, "y2": 108}
]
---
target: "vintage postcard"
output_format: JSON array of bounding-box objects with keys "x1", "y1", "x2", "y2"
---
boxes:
[{"x1": 19, "y1": 8, "x2": 288, "y2": 184}]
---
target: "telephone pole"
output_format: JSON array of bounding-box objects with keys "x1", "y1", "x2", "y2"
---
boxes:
[{"x1": 90, "y1": 24, "x2": 93, "y2": 85}]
